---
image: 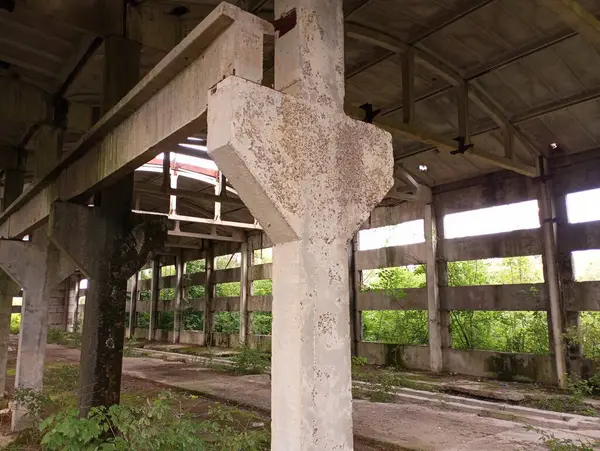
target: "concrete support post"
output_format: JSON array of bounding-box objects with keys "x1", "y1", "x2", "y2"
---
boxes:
[
  {"x1": 538, "y1": 160, "x2": 567, "y2": 388},
  {"x1": 555, "y1": 193, "x2": 581, "y2": 376},
  {"x1": 0, "y1": 232, "x2": 74, "y2": 430},
  {"x1": 148, "y1": 258, "x2": 160, "y2": 341},
  {"x1": 239, "y1": 240, "x2": 250, "y2": 345},
  {"x1": 49, "y1": 200, "x2": 166, "y2": 415},
  {"x1": 434, "y1": 202, "x2": 452, "y2": 351},
  {"x1": 173, "y1": 251, "x2": 184, "y2": 343},
  {"x1": 0, "y1": 169, "x2": 24, "y2": 397},
  {"x1": 203, "y1": 246, "x2": 214, "y2": 347},
  {"x1": 127, "y1": 272, "x2": 139, "y2": 339},
  {"x1": 425, "y1": 199, "x2": 443, "y2": 373},
  {"x1": 208, "y1": 2, "x2": 393, "y2": 448},
  {"x1": 102, "y1": 35, "x2": 141, "y2": 115},
  {"x1": 65, "y1": 274, "x2": 81, "y2": 332},
  {"x1": 349, "y1": 237, "x2": 360, "y2": 356}
]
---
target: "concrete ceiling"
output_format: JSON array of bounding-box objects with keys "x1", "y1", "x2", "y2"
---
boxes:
[{"x1": 2, "y1": 0, "x2": 600, "y2": 210}]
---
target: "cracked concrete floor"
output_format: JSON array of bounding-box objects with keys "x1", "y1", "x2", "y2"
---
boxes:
[{"x1": 40, "y1": 345, "x2": 600, "y2": 450}]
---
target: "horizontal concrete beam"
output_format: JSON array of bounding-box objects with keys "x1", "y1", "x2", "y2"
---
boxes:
[
  {"x1": 212, "y1": 296, "x2": 240, "y2": 312},
  {"x1": 248, "y1": 295, "x2": 272, "y2": 312},
  {"x1": 214, "y1": 266, "x2": 241, "y2": 284},
  {"x1": 442, "y1": 284, "x2": 548, "y2": 311},
  {"x1": 0, "y1": 4, "x2": 272, "y2": 239},
  {"x1": 361, "y1": 203, "x2": 424, "y2": 230},
  {"x1": 444, "y1": 229, "x2": 542, "y2": 262},
  {"x1": 355, "y1": 243, "x2": 426, "y2": 271},
  {"x1": 250, "y1": 263, "x2": 271, "y2": 281},
  {"x1": 356, "y1": 284, "x2": 548, "y2": 311},
  {"x1": 570, "y1": 281, "x2": 600, "y2": 311},
  {"x1": 356, "y1": 288, "x2": 428, "y2": 311},
  {"x1": 559, "y1": 221, "x2": 600, "y2": 252}
]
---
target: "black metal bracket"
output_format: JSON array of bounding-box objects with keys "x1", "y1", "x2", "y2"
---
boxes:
[
  {"x1": 359, "y1": 103, "x2": 381, "y2": 124},
  {"x1": 450, "y1": 136, "x2": 474, "y2": 155},
  {"x1": 272, "y1": 8, "x2": 297, "y2": 37}
]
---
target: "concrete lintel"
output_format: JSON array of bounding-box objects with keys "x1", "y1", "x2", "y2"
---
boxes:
[{"x1": 0, "y1": 4, "x2": 272, "y2": 240}]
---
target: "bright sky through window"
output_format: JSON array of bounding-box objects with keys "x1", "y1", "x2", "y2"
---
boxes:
[
  {"x1": 444, "y1": 200, "x2": 540, "y2": 239},
  {"x1": 358, "y1": 220, "x2": 425, "y2": 250},
  {"x1": 566, "y1": 188, "x2": 600, "y2": 224}
]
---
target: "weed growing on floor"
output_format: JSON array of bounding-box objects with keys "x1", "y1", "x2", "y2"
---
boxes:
[
  {"x1": 230, "y1": 346, "x2": 270, "y2": 375},
  {"x1": 526, "y1": 426, "x2": 599, "y2": 451},
  {"x1": 46, "y1": 328, "x2": 82, "y2": 348},
  {"x1": 8, "y1": 390, "x2": 270, "y2": 451}
]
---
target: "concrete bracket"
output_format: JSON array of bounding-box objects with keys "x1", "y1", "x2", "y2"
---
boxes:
[
  {"x1": 208, "y1": 76, "x2": 394, "y2": 244},
  {"x1": 49, "y1": 201, "x2": 168, "y2": 280}
]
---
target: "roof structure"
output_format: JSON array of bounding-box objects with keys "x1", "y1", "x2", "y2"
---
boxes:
[{"x1": 2, "y1": 0, "x2": 600, "y2": 238}]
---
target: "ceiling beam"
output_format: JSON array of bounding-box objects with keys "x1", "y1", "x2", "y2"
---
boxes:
[
  {"x1": 135, "y1": 185, "x2": 245, "y2": 206},
  {"x1": 346, "y1": 23, "x2": 540, "y2": 174},
  {"x1": 168, "y1": 229, "x2": 245, "y2": 242},
  {"x1": 539, "y1": 0, "x2": 600, "y2": 47},
  {"x1": 370, "y1": 116, "x2": 538, "y2": 177}
]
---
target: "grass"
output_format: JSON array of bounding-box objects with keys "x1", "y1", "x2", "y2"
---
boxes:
[{"x1": 4, "y1": 363, "x2": 271, "y2": 450}]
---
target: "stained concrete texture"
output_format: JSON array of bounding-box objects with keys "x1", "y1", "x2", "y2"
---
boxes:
[{"x1": 42, "y1": 345, "x2": 600, "y2": 451}]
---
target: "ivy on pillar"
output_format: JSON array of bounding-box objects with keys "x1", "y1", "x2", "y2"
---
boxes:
[
  {"x1": 203, "y1": 245, "x2": 214, "y2": 347},
  {"x1": 48, "y1": 201, "x2": 166, "y2": 415}
]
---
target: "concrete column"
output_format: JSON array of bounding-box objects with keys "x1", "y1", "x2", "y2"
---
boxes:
[
  {"x1": 147, "y1": 258, "x2": 160, "y2": 341},
  {"x1": 555, "y1": 193, "x2": 581, "y2": 376},
  {"x1": 203, "y1": 245, "x2": 214, "y2": 347},
  {"x1": 0, "y1": 169, "x2": 24, "y2": 397},
  {"x1": 425, "y1": 200, "x2": 444, "y2": 373},
  {"x1": 208, "y1": 2, "x2": 393, "y2": 448},
  {"x1": 0, "y1": 232, "x2": 74, "y2": 430},
  {"x1": 349, "y1": 237, "x2": 360, "y2": 356},
  {"x1": 65, "y1": 274, "x2": 81, "y2": 332},
  {"x1": 173, "y1": 251, "x2": 184, "y2": 343},
  {"x1": 434, "y1": 201, "x2": 452, "y2": 351},
  {"x1": 127, "y1": 272, "x2": 139, "y2": 339},
  {"x1": 239, "y1": 240, "x2": 250, "y2": 345},
  {"x1": 102, "y1": 35, "x2": 141, "y2": 115},
  {"x1": 537, "y1": 160, "x2": 567, "y2": 388},
  {"x1": 49, "y1": 199, "x2": 166, "y2": 415}
]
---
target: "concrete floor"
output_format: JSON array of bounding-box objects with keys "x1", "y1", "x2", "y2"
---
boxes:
[{"x1": 42, "y1": 344, "x2": 600, "y2": 450}]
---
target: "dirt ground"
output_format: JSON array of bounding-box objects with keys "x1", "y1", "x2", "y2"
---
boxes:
[{"x1": 18, "y1": 344, "x2": 596, "y2": 450}]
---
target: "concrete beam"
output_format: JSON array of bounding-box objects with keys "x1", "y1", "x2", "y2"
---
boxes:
[
  {"x1": 355, "y1": 243, "x2": 427, "y2": 270},
  {"x1": 444, "y1": 229, "x2": 542, "y2": 262},
  {"x1": 0, "y1": 4, "x2": 272, "y2": 239},
  {"x1": 356, "y1": 288, "x2": 427, "y2": 310},
  {"x1": 539, "y1": 0, "x2": 600, "y2": 47}
]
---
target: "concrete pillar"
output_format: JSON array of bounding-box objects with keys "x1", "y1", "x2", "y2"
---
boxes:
[
  {"x1": 173, "y1": 251, "x2": 184, "y2": 343},
  {"x1": 537, "y1": 159, "x2": 567, "y2": 388},
  {"x1": 203, "y1": 245, "x2": 214, "y2": 347},
  {"x1": 425, "y1": 200, "x2": 444, "y2": 373},
  {"x1": 0, "y1": 169, "x2": 24, "y2": 397},
  {"x1": 48, "y1": 199, "x2": 166, "y2": 415},
  {"x1": 555, "y1": 193, "x2": 581, "y2": 376},
  {"x1": 239, "y1": 240, "x2": 250, "y2": 345},
  {"x1": 102, "y1": 35, "x2": 141, "y2": 115},
  {"x1": 208, "y1": 1, "x2": 393, "y2": 448},
  {"x1": 349, "y1": 237, "x2": 360, "y2": 356},
  {"x1": 147, "y1": 258, "x2": 160, "y2": 341},
  {"x1": 65, "y1": 274, "x2": 81, "y2": 332},
  {"x1": 0, "y1": 232, "x2": 74, "y2": 430},
  {"x1": 127, "y1": 272, "x2": 139, "y2": 339}
]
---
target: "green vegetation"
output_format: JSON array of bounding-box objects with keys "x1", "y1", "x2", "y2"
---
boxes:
[
  {"x1": 183, "y1": 309, "x2": 204, "y2": 331},
  {"x1": 8, "y1": 364, "x2": 269, "y2": 451},
  {"x1": 10, "y1": 313, "x2": 20, "y2": 334},
  {"x1": 251, "y1": 313, "x2": 272, "y2": 335},
  {"x1": 361, "y1": 258, "x2": 553, "y2": 354},
  {"x1": 215, "y1": 312, "x2": 240, "y2": 334},
  {"x1": 46, "y1": 329, "x2": 82, "y2": 348},
  {"x1": 231, "y1": 346, "x2": 270, "y2": 375},
  {"x1": 527, "y1": 426, "x2": 599, "y2": 451}
]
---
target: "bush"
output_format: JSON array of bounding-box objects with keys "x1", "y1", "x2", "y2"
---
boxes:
[
  {"x1": 231, "y1": 346, "x2": 270, "y2": 375},
  {"x1": 46, "y1": 328, "x2": 82, "y2": 348},
  {"x1": 10, "y1": 313, "x2": 20, "y2": 334}
]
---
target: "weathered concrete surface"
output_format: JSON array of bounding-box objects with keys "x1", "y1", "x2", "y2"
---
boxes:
[
  {"x1": 49, "y1": 199, "x2": 167, "y2": 415},
  {"x1": 209, "y1": 73, "x2": 393, "y2": 450},
  {"x1": 0, "y1": 232, "x2": 73, "y2": 430},
  {"x1": 40, "y1": 345, "x2": 600, "y2": 451}
]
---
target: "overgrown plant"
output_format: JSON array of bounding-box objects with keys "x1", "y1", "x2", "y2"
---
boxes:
[
  {"x1": 526, "y1": 426, "x2": 599, "y2": 451},
  {"x1": 231, "y1": 346, "x2": 270, "y2": 375}
]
